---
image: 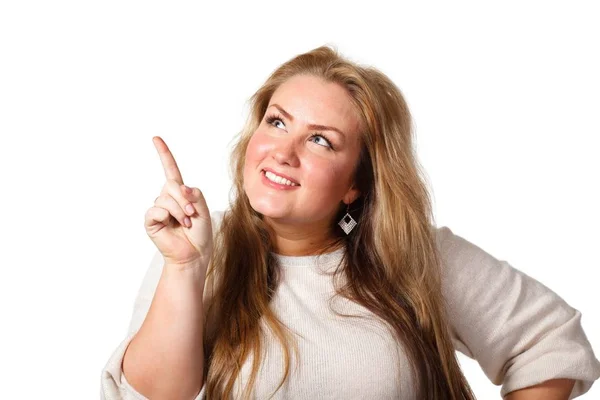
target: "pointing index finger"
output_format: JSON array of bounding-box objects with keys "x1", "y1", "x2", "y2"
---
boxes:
[{"x1": 153, "y1": 136, "x2": 184, "y2": 184}]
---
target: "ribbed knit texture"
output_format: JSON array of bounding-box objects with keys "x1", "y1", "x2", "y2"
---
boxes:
[{"x1": 100, "y1": 210, "x2": 600, "y2": 399}]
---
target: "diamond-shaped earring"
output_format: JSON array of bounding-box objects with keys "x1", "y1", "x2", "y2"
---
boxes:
[{"x1": 338, "y1": 203, "x2": 357, "y2": 235}]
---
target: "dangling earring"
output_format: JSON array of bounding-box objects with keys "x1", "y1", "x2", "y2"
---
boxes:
[{"x1": 338, "y1": 202, "x2": 357, "y2": 235}]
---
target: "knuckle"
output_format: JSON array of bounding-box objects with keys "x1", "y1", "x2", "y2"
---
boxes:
[
  {"x1": 187, "y1": 186, "x2": 199, "y2": 198},
  {"x1": 190, "y1": 187, "x2": 201, "y2": 199}
]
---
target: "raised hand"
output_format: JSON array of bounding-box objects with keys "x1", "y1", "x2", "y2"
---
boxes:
[{"x1": 144, "y1": 136, "x2": 213, "y2": 270}]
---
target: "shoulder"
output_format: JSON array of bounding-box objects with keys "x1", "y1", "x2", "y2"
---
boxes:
[
  {"x1": 432, "y1": 225, "x2": 453, "y2": 251},
  {"x1": 432, "y1": 225, "x2": 498, "y2": 270}
]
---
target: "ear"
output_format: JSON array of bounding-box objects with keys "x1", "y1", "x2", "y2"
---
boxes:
[{"x1": 343, "y1": 183, "x2": 361, "y2": 205}]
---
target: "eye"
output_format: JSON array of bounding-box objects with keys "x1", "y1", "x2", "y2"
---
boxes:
[
  {"x1": 308, "y1": 133, "x2": 333, "y2": 150},
  {"x1": 264, "y1": 113, "x2": 334, "y2": 150},
  {"x1": 265, "y1": 114, "x2": 285, "y2": 129}
]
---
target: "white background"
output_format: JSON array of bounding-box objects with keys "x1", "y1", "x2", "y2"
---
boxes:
[{"x1": 1, "y1": 1, "x2": 598, "y2": 398}]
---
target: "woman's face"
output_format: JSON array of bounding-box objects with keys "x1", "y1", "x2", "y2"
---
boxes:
[{"x1": 243, "y1": 74, "x2": 363, "y2": 228}]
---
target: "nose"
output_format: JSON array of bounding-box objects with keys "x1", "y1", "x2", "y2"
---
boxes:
[{"x1": 272, "y1": 137, "x2": 300, "y2": 167}]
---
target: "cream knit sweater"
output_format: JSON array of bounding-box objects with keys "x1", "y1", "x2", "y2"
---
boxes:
[{"x1": 100, "y1": 210, "x2": 600, "y2": 399}]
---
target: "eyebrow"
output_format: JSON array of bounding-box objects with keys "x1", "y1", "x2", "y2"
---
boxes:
[{"x1": 269, "y1": 104, "x2": 346, "y2": 138}]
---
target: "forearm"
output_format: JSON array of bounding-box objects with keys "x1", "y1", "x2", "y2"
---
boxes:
[
  {"x1": 503, "y1": 378, "x2": 575, "y2": 400},
  {"x1": 122, "y1": 263, "x2": 207, "y2": 400}
]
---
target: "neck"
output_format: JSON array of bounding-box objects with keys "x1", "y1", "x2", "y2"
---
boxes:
[{"x1": 264, "y1": 216, "x2": 343, "y2": 256}]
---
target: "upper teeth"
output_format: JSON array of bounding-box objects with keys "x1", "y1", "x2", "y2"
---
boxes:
[{"x1": 264, "y1": 171, "x2": 298, "y2": 186}]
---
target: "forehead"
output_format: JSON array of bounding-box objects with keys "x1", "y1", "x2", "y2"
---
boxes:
[{"x1": 269, "y1": 74, "x2": 363, "y2": 138}]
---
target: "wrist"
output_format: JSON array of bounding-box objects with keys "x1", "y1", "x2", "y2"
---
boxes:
[{"x1": 163, "y1": 261, "x2": 207, "y2": 285}]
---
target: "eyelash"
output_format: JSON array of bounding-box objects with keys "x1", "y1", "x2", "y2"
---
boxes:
[{"x1": 265, "y1": 113, "x2": 334, "y2": 150}]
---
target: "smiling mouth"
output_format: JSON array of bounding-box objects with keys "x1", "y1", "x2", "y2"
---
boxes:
[{"x1": 261, "y1": 169, "x2": 300, "y2": 187}]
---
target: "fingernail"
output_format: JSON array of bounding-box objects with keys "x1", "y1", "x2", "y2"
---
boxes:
[
  {"x1": 184, "y1": 186, "x2": 192, "y2": 194},
  {"x1": 185, "y1": 204, "x2": 195, "y2": 215},
  {"x1": 184, "y1": 217, "x2": 191, "y2": 227}
]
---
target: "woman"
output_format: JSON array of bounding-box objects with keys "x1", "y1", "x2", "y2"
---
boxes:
[{"x1": 100, "y1": 46, "x2": 600, "y2": 399}]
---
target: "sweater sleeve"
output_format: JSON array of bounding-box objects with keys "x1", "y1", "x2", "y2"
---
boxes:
[
  {"x1": 436, "y1": 226, "x2": 600, "y2": 399},
  {"x1": 99, "y1": 210, "x2": 226, "y2": 400}
]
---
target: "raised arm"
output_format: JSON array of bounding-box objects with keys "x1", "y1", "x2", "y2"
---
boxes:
[{"x1": 100, "y1": 136, "x2": 220, "y2": 400}]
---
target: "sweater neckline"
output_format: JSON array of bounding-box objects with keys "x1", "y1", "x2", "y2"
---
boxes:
[{"x1": 271, "y1": 246, "x2": 345, "y2": 267}]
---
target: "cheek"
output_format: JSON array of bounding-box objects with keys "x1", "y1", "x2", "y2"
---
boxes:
[
  {"x1": 243, "y1": 132, "x2": 269, "y2": 183},
  {"x1": 245, "y1": 131, "x2": 270, "y2": 163},
  {"x1": 304, "y1": 160, "x2": 351, "y2": 194}
]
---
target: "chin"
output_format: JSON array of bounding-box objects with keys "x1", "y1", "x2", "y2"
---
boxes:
[
  {"x1": 249, "y1": 199, "x2": 291, "y2": 220},
  {"x1": 244, "y1": 178, "x2": 291, "y2": 218}
]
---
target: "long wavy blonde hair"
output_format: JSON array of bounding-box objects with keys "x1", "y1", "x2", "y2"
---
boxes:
[{"x1": 202, "y1": 45, "x2": 476, "y2": 400}]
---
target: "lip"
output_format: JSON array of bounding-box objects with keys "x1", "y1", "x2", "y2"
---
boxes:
[
  {"x1": 261, "y1": 169, "x2": 300, "y2": 190},
  {"x1": 261, "y1": 168, "x2": 300, "y2": 185}
]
